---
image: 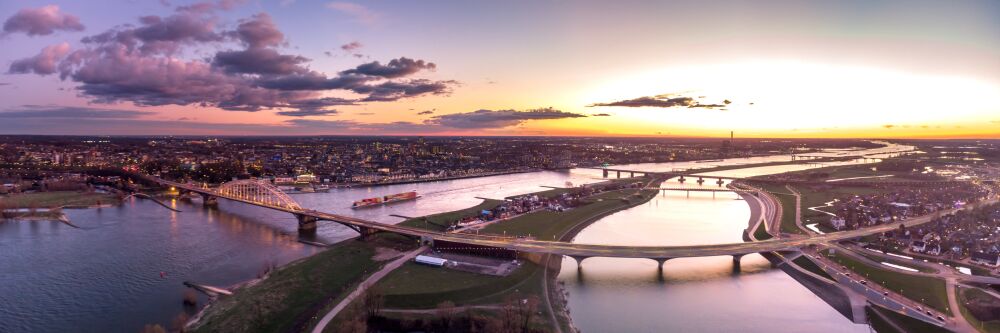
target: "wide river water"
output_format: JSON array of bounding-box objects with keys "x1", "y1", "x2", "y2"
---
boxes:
[{"x1": 0, "y1": 143, "x2": 911, "y2": 332}]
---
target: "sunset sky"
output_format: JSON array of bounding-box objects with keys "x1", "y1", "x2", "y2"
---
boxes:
[{"x1": 1, "y1": 0, "x2": 998, "y2": 137}]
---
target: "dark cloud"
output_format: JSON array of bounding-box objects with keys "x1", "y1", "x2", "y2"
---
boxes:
[
  {"x1": 230, "y1": 13, "x2": 284, "y2": 48},
  {"x1": 426, "y1": 108, "x2": 586, "y2": 128},
  {"x1": 259, "y1": 74, "x2": 455, "y2": 102},
  {"x1": 276, "y1": 109, "x2": 339, "y2": 117},
  {"x1": 213, "y1": 48, "x2": 309, "y2": 74},
  {"x1": 256, "y1": 72, "x2": 373, "y2": 91},
  {"x1": 341, "y1": 57, "x2": 435, "y2": 78},
  {"x1": 357, "y1": 79, "x2": 456, "y2": 102},
  {"x1": 8, "y1": 42, "x2": 70, "y2": 75},
  {"x1": 883, "y1": 124, "x2": 895, "y2": 129},
  {"x1": 0, "y1": 105, "x2": 154, "y2": 118},
  {"x1": 356, "y1": 112, "x2": 374, "y2": 115},
  {"x1": 341, "y1": 41, "x2": 362, "y2": 52},
  {"x1": 590, "y1": 93, "x2": 731, "y2": 109},
  {"x1": 591, "y1": 113, "x2": 611, "y2": 116},
  {"x1": 3, "y1": 5, "x2": 84, "y2": 36},
  {"x1": 417, "y1": 110, "x2": 434, "y2": 115},
  {"x1": 272, "y1": 97, "x2": 355, "y2": 116},
  {"x1": 176, "y1": 0, "x2": 246, "y2": 13}
]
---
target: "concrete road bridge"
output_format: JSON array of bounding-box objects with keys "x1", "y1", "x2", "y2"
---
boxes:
[{"x1": 146, "y1": 176, "x2": 996, "y2": 272}]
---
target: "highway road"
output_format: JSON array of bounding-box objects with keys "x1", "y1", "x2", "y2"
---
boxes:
[{"x1": 152, "y1": 177, "x2": 999, "y2": 262}]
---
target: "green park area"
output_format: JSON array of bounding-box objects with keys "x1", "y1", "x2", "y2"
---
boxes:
[{"x1": 824, "y1": 249, "x2": 951, "y2": 315}]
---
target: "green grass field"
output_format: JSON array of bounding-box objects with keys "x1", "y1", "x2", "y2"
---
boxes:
[
  {"x1": 371, "y1": 185, "x2": 657, "y2": 332},
  {"x1": 867, "y1": 306, "x2": 952, "y2": 333},
  {"x1": 854, "y1": 251, "x2": 938, "y2": 274},
  {"x1": 825, "y1": 250, "x2": 951, "y2": 315},
  {"x1": 752, "y1": 221, "x2": 772, "y2": 240},
  {"x1": 194, "y1": 236, "x2": 413, "y2": 333},
  {"x1": 0, "y1": 191, "x2": 118, "y2": 208},
  {"x1": 760, "y1": 185, "x2": 806, "y2": 235}
]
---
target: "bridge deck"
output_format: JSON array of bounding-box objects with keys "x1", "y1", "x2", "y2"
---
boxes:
[{"x1": 153, "y1": 177, "x2": 995, "y2": 260}]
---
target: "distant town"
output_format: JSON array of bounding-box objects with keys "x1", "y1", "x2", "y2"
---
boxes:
[{"x1": 0, "y1": 135, "x2": 875, "y2": 188}]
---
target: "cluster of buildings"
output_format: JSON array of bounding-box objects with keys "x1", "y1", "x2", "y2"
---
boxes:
[
  {"x1": 901, "y1": 203, "x2": 1000, "y2": 268},
  {"x1": 822, "y1": 184, "x2": 991, "y2": 231},
  {"x1": 0, "y1": 136, "x2": 871, "y2": 186}
]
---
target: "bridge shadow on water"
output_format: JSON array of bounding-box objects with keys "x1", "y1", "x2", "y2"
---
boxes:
[{"x1": 571, "y1": 256, "x2": 776, "y2": 287}]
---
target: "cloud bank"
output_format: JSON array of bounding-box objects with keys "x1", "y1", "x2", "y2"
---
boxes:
[
  {"x1": 6, "y1": 2, "x2": 455, "y2": 116},
  {"x1": 590, "y1": 93, "x2": 732, "y2": 109},
  {"x1": 3, "y1": 5, "x2": 85, "y2": 36},
  {"x1": 426, "y1": 108, "x2": 586, "y2": 128}
]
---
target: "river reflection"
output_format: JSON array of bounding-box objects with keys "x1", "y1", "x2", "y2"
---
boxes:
[
  {"x1": 557, "y1": 175, "x2": 882, "y2": 332},
  {"x1": 0, "y1": 171, "x2": 599, "y2": 333},
  {"x1": 0, "y1": 143, "x2": 910, "y2": 332}
]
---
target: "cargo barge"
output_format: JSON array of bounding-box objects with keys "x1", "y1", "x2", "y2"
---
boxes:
[{"x1": 351, "y1": 191, "x2": 419, "y2": 209}]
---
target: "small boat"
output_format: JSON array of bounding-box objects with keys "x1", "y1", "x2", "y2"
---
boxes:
[{"x1": 352, "y1": 191, "x2": 419, "y2": 209}]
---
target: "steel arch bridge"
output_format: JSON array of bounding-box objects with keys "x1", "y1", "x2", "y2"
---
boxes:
[{"x1": 215, "y1": 179, "x2": 302, "y2": 210}]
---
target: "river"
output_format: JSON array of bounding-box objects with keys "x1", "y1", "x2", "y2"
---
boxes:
[{"x1": 0, "y1": 143, "x2": 912, "y2": 332}]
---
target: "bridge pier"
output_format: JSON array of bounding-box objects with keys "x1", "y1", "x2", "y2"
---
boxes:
[
  {"x1": 178, "y1": 190, "x2": 192, "y2": 202},
  {"x1": 201, "y1": 193, "x2": 218, "y2": 206},
  {"x1": 602, "y1": 169, "x2": 608, "y2": 178},
  {"x1": 568, "y1": 255, "x2": 589, "y2": 270},
  {"x1": 616, "y1": 171, "x2": 621, "y2": 179},
  {"x1": 357, "y1": 226, "x2": 378, "y2": 240},
  {"x1": 652, "y1": 258, "x2": 672, "y2": 271},
  {"x1": 296, "y1": 214, "x2": 317, "y2": 232},
  {"x1": 732, "y1": 254, "x2": 745, "y2": 272}
]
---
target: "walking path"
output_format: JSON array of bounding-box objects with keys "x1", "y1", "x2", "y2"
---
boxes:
[{"x1": 311, "y1": 246, "x2": 427, "y2": 333}]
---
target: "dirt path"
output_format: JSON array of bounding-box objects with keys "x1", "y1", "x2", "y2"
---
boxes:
[{"x1": 310, "y1": 246, "x2": 426, "y2": 333}]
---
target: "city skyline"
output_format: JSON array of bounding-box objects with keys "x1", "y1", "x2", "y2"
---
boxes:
[{"x1": 1, "y1": 0, "x2": 999, "y2": 138}]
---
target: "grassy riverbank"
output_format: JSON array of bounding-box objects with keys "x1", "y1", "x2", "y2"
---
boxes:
[
  {"x1": 369, "y1": 185, "x2": 658, "y2": 332},
  {"x1": 192, "y1": 177, "x2": 653, "y2": 333},
  {"x1": 824, "y1": 249, "x2": 951, "y2": 315},
  {"x1": 0, "y1": 191, "x2": 119, "y2": 209},
  {"x1": 757, "y1": 184, "x2": 806, "y2": 235},
  {"x1": 193, "y1": 235, "x2": 417, "y2": 333}
]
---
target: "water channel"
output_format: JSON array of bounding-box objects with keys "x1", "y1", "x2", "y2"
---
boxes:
[{"x1": 0, "y1": 143, "x2": 912, "y2": 332}]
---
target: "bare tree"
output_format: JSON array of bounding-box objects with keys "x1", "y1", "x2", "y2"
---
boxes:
[
  {"x1": 436, "y1": 301, "x2": 457, "y2": 331},
  {"x1": 337, "y1": 304, "x2": 368, "y2": 333},
  {"x1": 500, "y1": 295, "x2": 519, "y2": 333},
  {"x1": 516, "y1": 296, "x2": 539, "y2": 333},
  {"x1": 361, "y1": 286, "x2": 384, "y2": 321}
]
